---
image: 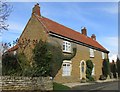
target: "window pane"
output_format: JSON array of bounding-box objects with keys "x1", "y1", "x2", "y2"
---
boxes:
[
  {"x1": 81, "y1": 62, "x2": 84, "y2": 73},
  {"x1": 67, "y1": 64, "x2": 70, "y2": 66},
  {"x1": 63, "y1": 41, "x2": 65, "y2": 45},
  {"x1": 63, "y1": 45, "x2": 65, "y2": 50}
]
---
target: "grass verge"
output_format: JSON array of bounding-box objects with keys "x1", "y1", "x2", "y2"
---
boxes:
[{"x1": 53, "y1": 82, "x2": 71, "y2": 90}]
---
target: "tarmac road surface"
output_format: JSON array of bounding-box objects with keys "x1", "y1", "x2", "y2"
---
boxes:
[{"x1": 72, "y1": 80, "x2": 120, "y2": 91}]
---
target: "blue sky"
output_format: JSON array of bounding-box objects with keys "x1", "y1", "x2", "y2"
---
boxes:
[{"x1": 2, "y1": 2, "x2": 118, "y2": 60}]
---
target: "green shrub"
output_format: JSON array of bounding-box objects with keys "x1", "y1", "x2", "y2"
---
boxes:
[
  {"x1": 102, "y1": 59, "x2": 110, "y2": 78},
  {"x1": 86, "y1": 60, "x2": 94, "y2": 81},
  {"x1": 110, "y1": 60, "x2": 117, "y2": 78},
  {"x1": 2, "y1": 54, "x2": 22, "y2": 76},
  {"x1": 116, "y1": 57, "x2": 120, "y2": 77},
  {"x1": 17, "y1": 53, "x2": 30, "y2": 68},
  {"x1": 32, "y1": 40, "x2": 52, "y2": 77}
]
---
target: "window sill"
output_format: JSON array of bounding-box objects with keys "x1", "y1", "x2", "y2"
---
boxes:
[
  {"x1": 62, "y1": 75, "x2": 71, "y2": 77},
  {"x1": 90, "y1": 56, "x2": 94, "y2": 58},
  {"x1": 63, "y1": 51, "x2": 72, "y2": 54}
]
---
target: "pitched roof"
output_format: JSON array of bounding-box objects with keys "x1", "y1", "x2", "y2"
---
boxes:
[{"x1": 35, "y1": 14, "x2": 109, "y2": 52}]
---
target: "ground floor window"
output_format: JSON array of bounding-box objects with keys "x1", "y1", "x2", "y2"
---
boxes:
[{"x1": 62, "y1": 60, "x2": 72, "y2": 76}]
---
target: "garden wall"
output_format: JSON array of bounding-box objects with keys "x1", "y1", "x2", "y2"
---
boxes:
[{"x1": 0, "y1": 76, "x2": 53, "y2": 91}]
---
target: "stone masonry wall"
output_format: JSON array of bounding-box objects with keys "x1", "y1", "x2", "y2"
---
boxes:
[{"x1": 0, "y1": 76, "x2": 53, "y2": 91}]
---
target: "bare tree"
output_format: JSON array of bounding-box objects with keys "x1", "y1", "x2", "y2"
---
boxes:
[
  {"x1": 0, "y1": 0, "x2": 12, "y2": 32},
  {"x1": 2, "y1": 42, "x2": 9, "y2": 54},
  {"x1": 1, "y1": 38, "x2": 18, "y2": 55}
]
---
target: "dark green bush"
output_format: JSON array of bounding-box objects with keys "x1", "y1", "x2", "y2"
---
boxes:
[
  {"x1": 116, "y1": 57, "x2": 120, "y2": 77},
  {"x1": 110, "y1": 60, "x2": 117, "y2": 78},
  {"x1": 32, "y1": 40, "x2": 52, "y2": 77},
  {"x1": 2, "y1": 54, "x2": 22, "y2": 76},
  {"x1": 86, "y1": 60, "x2": 94, "y2": 81},
  {"x1": 102, "y1": 59, "x2": 110, "y2": 78},
  {"x1": 17, "y1": 53, "x2": 30, "y2": 73}
]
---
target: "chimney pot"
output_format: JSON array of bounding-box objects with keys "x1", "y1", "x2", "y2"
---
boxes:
[
  {"x1": 91, "y1": 34, "x2": 96, "y2": 40},
  {"x1": 32, "y1": 3, "x2": 41, "y2": 16},
  {"x1": 81, "y1": 27, "x2": 87, "y2": 36}
]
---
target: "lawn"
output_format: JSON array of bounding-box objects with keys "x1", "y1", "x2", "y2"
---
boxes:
[{"x1": 53, "y1": 82, "x2": 71, "y2": 90}]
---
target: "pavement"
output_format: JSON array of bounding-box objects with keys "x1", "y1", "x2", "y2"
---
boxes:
[{"x1": 63, "y1": 78, "x2": 119, "y2": 88}]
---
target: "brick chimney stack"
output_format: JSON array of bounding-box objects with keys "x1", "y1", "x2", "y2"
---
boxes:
[
  {"x1": 32, "y1": 3, "x2": 41, "y2": 16},
  {"x1": 81, "y1": 27, "x2": 87, "y2": 36},
  {"x1": 91, "y1": 34, "x2": 96, "y2": 40}
]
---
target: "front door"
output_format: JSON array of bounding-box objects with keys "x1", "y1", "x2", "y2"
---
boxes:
[{"x1": 80, "y1": 60, "x2": 86, "y2": 79}]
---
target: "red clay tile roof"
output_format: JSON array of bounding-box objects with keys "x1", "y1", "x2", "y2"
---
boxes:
[
  {"x1": 36, "y1": 15, "x2": 108, "y2": 52},
  {"x1": 7, "y1": 45, "x2": 18, "y2": 52}
]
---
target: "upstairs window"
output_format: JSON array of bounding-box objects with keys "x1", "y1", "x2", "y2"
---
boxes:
[
  {"x1": 102, "y1": 52, "x2": 105, "y2": 59},
  {"x1": 90, "y1": 48, "x2": 94, "y2": 57},
  {"x1": 63, "y1": 41, "x2": 71, "y2": 52}
]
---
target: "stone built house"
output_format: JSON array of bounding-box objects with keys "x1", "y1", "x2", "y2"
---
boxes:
[{"x1": 10, "y1": 4, "x2": 109, "y2": 83}]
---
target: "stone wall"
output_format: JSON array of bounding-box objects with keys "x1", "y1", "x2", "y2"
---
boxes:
[{"x1": 0, "y1": 76, "x2": 53, "y2": 91}]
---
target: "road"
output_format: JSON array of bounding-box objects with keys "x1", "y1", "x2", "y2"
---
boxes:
[{"x1": 72, "y1": 81, "x2": 120, "y2": 91}]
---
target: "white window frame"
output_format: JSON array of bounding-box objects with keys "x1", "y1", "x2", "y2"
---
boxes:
[
  {"x1": 92, "y1": 64, "x2": 95, "y2": 75},
  {"x1": 63, "y1": 41, "x2": 71, "y2": 53},
  {"x1": 102, "y1": 52, "x2": 105, "y2": 59},
  {"x1": 62, "y1": 60, "x2": 72, "y2": 76},
  {"x1": 90, "y1": 48, "x2": 94, "y2": 57}
]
